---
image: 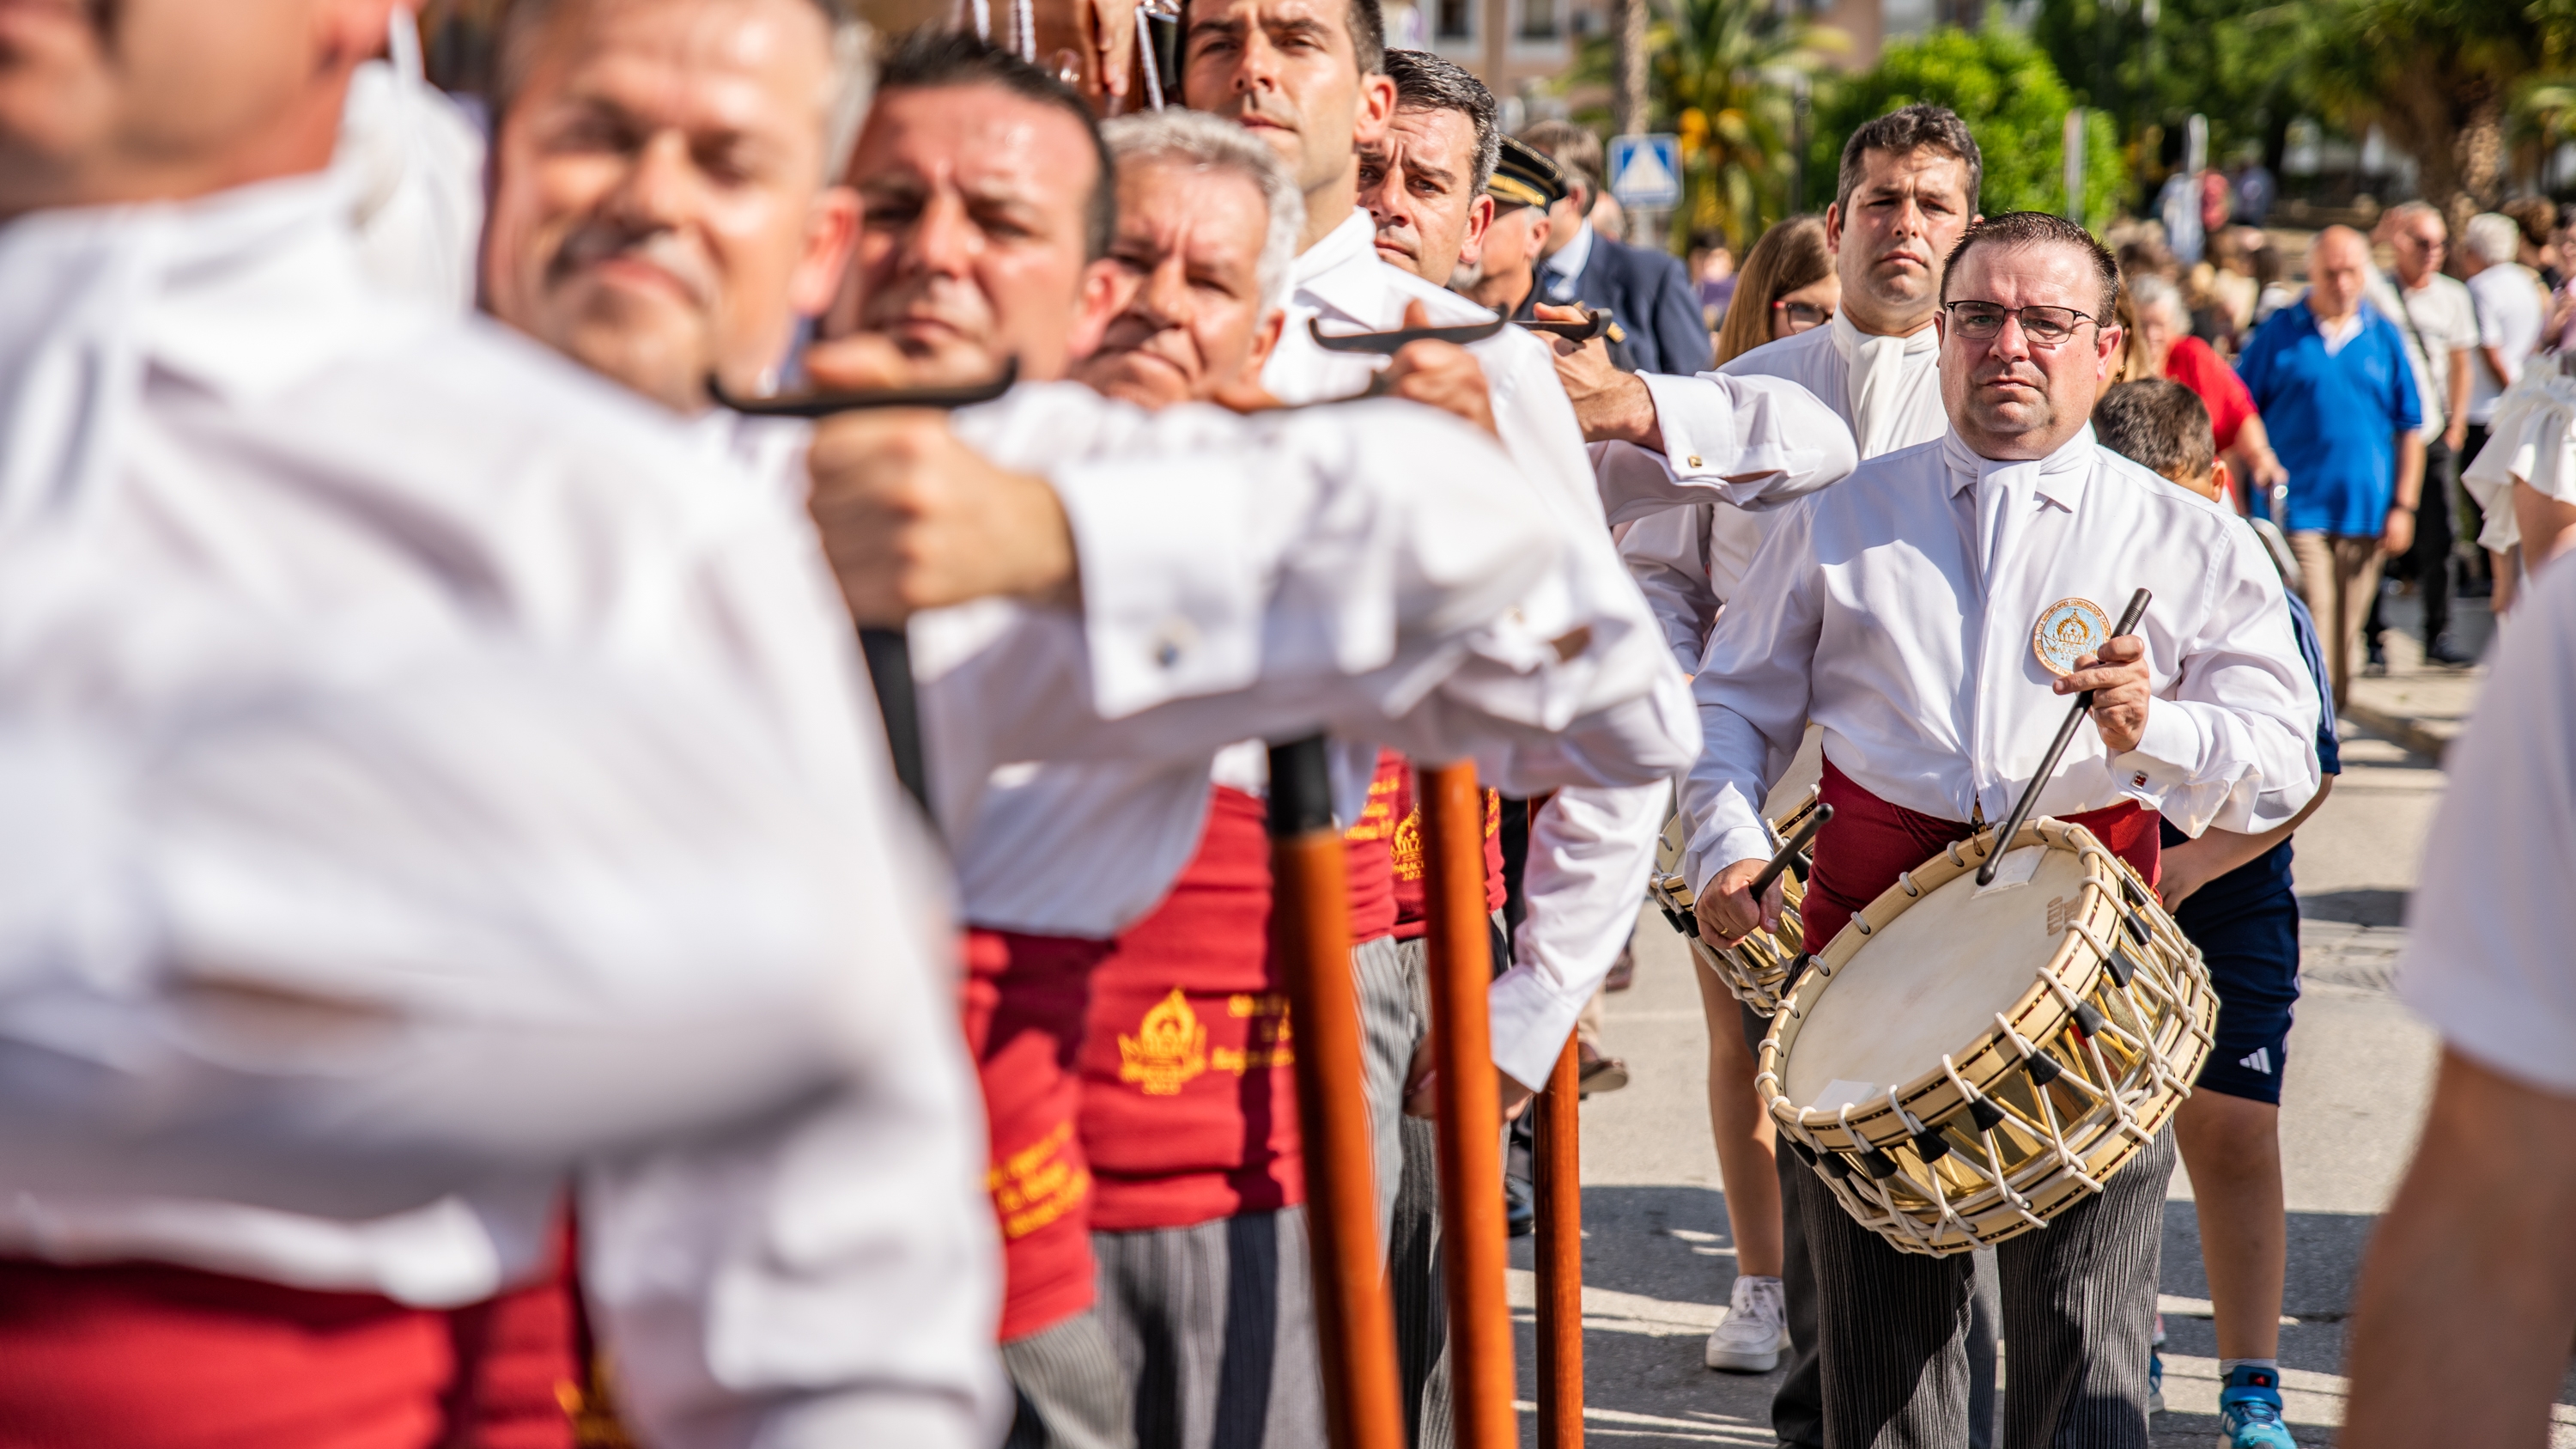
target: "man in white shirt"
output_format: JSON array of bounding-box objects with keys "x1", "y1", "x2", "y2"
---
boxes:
[
  {"x1": 1554, "y1": 100, "x2": 1985, "y2": 1430},
  {"x1": 1686, "y1": 211, "x2": 2320, "y2": 1449},
  {"x1": 2343, "y1": 557, "x2": 2576, "y2": 1449},
  {"x1": 2364, "y1": 201, "x2": 2481, "y2": 666},
  {"x1": 2461, "y1": 210, "x2": 2550, "y2": 607},
  {"x1": 0, "y1": 1, "x2": 1004, "y2": 1445}
]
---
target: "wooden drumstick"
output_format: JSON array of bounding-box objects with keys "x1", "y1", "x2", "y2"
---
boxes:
[
  {"x1": 1419, "y1": 761, "x2": 1516, "y2": 1449},
  {"x1": 1745, "y1": 803, "x2": 1834, "y2": 908},
  {"x1": 1976, "y1": 588, "x2": 2153, "y2": 887},
  {"x1": 1534, "y1": 1030, "x2": 1584, "y2": 1449},
  {"x1": 1268, "y1": 737, "x2": 1407, "y2": 1449}
]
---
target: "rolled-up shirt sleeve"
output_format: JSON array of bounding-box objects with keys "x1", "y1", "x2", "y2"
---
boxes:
[
  {"x1": 1589, "y1": 373, "x2": 1857, "y2": 527},
  {"x1": 1680, "y1": 498, "x2": 1826, "y2": 892}
]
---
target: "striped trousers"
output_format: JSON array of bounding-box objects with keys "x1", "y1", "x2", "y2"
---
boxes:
[
  {"x1": 1090, "y1": 1210, "x2": 1324, "y2": 1449},
  {"x1": 1801, "y1": 1127, "x2": 2175, "y2": 1449}
]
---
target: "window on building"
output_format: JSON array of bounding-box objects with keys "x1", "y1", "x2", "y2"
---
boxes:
[
  {"x1": 1435, "y1": 0, "x2": 1472, "y2": 41},
  {"x1": 1520, "y1": 0, "x2": 1558, "y2": 39}
]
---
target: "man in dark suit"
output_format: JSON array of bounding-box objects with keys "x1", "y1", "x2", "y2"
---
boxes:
[{"x1": 1516, "y1": 119, "x2": 1714, "y2": 376}]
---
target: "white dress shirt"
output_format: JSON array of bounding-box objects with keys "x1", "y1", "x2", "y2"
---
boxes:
[
  {"x1": 1263, "y1": 211, "x2": 1739, "y2": 1082},
  {"x1": 1682, "y1": 426, "x2": 2323, "y2": 892},
  {"x1": 0, "y1": 177, "x2": 1001, "y2": 1448},
  {"x1": 2397, "y1": 557, "x2": 2576, "y2": 1096}
]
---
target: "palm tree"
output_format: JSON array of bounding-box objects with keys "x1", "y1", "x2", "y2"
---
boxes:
[{"x1": 1574, "y1": 0, "x2": 1844, "y2": 250}]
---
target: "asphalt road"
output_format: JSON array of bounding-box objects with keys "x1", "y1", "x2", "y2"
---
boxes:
[{"x1": 1505, "y1": 715, "x2": 2576, "y2": 1446}]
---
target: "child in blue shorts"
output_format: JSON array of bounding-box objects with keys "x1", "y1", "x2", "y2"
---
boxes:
[{"x1": 2093, "y1": 380, "x2": 2342, "y2": 1449}]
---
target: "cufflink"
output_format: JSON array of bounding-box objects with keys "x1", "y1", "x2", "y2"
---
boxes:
[
  {"x1": 1686, "y1": 455, "x2": 1703, "y2": 469},
  {"x1": 1151, "y1": 618, "x2": 1199, "y2": 669}
]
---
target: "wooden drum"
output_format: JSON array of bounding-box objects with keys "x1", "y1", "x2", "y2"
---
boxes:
[{"x1": 1756, "y1": 819, "x2": 2216, "y2": 1256}]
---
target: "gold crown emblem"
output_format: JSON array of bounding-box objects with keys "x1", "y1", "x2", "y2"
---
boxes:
[{"x1": 1119, "y1": 989, "x2": 1209, "y2": 1096}]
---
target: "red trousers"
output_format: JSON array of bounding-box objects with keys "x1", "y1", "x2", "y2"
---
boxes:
[{"x1": 1801, "y1": 758, "x2": 2161, "y2": 953}]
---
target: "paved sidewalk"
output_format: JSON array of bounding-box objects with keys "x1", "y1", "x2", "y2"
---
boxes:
[{"x1": 2340, "y1": 588, "x2": 2489, "y2": 760}]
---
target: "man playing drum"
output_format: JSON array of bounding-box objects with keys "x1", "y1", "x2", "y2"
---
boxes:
[{"x1": 1686, "y1": 211, "x2": 2322, "y2": 1449}]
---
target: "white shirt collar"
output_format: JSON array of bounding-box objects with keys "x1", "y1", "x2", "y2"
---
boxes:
[
  {"x1": 1828, "y1": 307, "x2": 1941, "y2": 362},
  {"x1": 2314, "y1": 307, "x2": 2365, "y2": 355},
  {"x1": 1291, "y1": 209, "x2": 1393, "y2": 325},
  {"x1": 1543, "y1": 222, "x2": 1594, "y2": 282},
  {"x1": 1939, "y1": 422, "x2": 2099, "y2": 514}
]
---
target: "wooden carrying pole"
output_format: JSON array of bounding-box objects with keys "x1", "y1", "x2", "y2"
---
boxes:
[
  {"x1": 1418, "y1": 761, "x2": 1518, "y2": 1449},
  {"x1": 1535, "y1": 1032, "x2": 1584, "y2": 1448},
  {"x1": 1268, "y1": 737, "x2": 1407, "y2": 1449}
]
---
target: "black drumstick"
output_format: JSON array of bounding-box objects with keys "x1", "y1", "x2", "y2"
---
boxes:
[
  {"x1": 706, "y1": 360, "x2": 1018, "y2": 418},
  {"x1": 1976, "y1": 588, "x2": 2153, "y2": 886},
  {"x1": 706, "y1": 361, "x2": 1023, "y2": 824},
  {"x1": 1305, "y1": 315, "x2": 1509, "y2": 356},
  {"x1": 1746, "y1": 802, "x2": 1833, "y2": 907},
  {"x1": 1518, "y1": 309, "x2": 1623, "y2": 344}
]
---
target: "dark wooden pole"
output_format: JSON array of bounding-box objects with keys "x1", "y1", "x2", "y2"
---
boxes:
[
  {"x1": 1269, "y1": 737, "x2": 1406, "y2": 1449},
  {"x1": 1535, "y1": 1031, "x2": 1584, "y2": 1448},
  {"x1": 1418, "y1": 760, "x2": 1517, "y2": 1449}
]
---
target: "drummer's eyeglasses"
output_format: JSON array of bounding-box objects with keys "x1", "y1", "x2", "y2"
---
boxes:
[
  {"x1": 1772, "y1": 299, "x2": 1835, "y2": 332},
  {"x1": 1943, "y1": 301, "x2": 2103, "y2": 348}
]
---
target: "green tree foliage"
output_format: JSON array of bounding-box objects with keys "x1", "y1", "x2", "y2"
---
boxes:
[
  {"x1": 1571, "y1": 0, "x2": 1841, "y2": 250},
  {"x1": 2032, "y1": 0, "x2": 2306, "y2": 208},
  {"x1": 2292, "y1": 0, "x2": 2576, "y2": 214},
  {"x1": 1807, "y1": 27, "x2": 2122, "y2": 226}
]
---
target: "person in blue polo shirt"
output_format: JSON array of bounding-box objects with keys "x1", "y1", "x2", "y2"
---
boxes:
[
  {"x1": 2236, "y1": 225, "x2": 2424, "y2": 704},
  {"x1": 2093, "y1": 379, "x2": 2342, "y2": 1449}
]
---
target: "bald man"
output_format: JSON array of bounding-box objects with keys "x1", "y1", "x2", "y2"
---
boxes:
[{"x1": 2235, "y1": 224, "x2": 2426, "y2": 703}]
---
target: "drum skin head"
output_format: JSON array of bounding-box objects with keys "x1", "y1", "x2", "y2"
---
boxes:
[{"x1": 1783, "y1": 845, "x2": 2085, "y2": 1111}]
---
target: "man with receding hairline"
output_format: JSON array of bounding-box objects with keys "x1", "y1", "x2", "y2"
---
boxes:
[{"x1": 1684, "y1": 212, "x2": 2319, "y2": 1448}]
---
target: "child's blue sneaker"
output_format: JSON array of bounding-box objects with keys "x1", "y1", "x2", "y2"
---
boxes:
[{"x1": 2216, "y1": 1363, "x2": 2296, "y2": 1448}]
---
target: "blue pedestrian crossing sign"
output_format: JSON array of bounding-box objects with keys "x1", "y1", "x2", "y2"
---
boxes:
[{"x1": 1608, "y1": 133, "x2": 1683, "y2": 209}]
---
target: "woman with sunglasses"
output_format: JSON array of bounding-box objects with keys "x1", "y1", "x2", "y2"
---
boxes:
[{"x1": 1714, "y1": 215, "x2": 1839, "y2": 366}]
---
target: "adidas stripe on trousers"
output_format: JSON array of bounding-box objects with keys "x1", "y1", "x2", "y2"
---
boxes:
[{"x1": 1798, "y1": 1127, "x2": 2176, "y2": 1449}]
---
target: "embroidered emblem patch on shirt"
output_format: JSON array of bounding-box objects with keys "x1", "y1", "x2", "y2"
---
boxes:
[{"x1": 2032, "y1": 597, "x2": 2111, "y2": 678}]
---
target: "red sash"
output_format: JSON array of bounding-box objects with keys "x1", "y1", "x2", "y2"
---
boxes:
[
  {"x1": 963, "y1": 925, "x2": 1116, "y2": 1342},
  {"x1": 0, "y1": 1251, "x2": 580, "y2": 1449},
  {"x1": 1388, "y1": 763, "x2": 1507, "y2": 941},
  {"x1": 1801, "y1": 758, "x2": 2161, "y2": 953},
  {"x1": 1081, "y1": 787, "x2": 1303, "y2": 1232},
  {"x1": 1340, "y1": 750, "x2": 1403, "y2": 944}
]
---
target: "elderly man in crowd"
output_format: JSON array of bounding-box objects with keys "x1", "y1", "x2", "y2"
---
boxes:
[
  {"x1": 2236, "y1": 225, "x2": 2424, "y2": 705},
  {"x1": 2363, "y1": 202, "x2": 2480, "y2": 668}
]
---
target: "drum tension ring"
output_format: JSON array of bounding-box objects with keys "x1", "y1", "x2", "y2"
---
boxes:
[
  {"x1": 1911, "y1": 1127, "x2": 1951, "y2": 1164},
  {"x1": 1819, "y1": 1151, "x2": 1854, "y2": 1179},
  {"x1": 2119, "y1": 876, "x2": 2148, "y2": 910},
  {"x1": 2121, "y1": 912, "x2": 2151, "y2": 947},
  {"x1": 1856, "y1": 1148, "x2": 1901, "y2": 1179},
  {"x1": 2105, "y1": 947, "x2": 2139, "y2": 988},
  {"x1": 1786, "y1": 1137, "x2": 1820, "y2": 1167},
  {"x1": 2024, "y1": 1049, "x2": 2066, "y2": 1087},
  {"x1": 2073, "y1": 1002, "x2": 2109, "y2": 1038}
]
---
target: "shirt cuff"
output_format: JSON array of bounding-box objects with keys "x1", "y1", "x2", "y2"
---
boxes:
[
  {"x1": 1487, "y1": 964, "x2": 1584, "y2": 1093},
  {"x1": 1687, "y1": 826, "x2": 1775, "y2": 898},
  {"x1": 2109, "y1": 698, "x2": 2205, "y2": 812},
  {"x1": 1641, "y1": 373, "x2": 1741, "y2": 479},
  {"x1": 1047, "y1": 455, "x2": 1261, "y2": 720}
]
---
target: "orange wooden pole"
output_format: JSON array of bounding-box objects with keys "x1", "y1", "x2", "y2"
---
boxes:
[
  {"x1": 1535, "y1": 1031, "x2": 1584, "y2": 1448},
  {"x1": 1418, "y1": 760, "x2": 1517, "y2": 1449},
  {"x1": 1268, "y1": 738, "x2": 1406, "y2": 1449}
]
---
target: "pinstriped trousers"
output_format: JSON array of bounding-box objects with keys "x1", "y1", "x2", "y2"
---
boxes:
[
  {"x1": 1091, "y1": 1210, "x2": 1326, "y2": 1449},
  {"x1": 1801, "y1": 1128, "x2": 2175, "y2": 1449}
]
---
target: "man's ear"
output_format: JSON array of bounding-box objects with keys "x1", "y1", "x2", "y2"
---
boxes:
[
  {"x1": 1353, "y1": 71, "x2": 1398, "y2": 148},
  {"x1": 1461, "y1": 192, "x2": 1495, "y2": 259},
  {"x1": 2095, "y1": 321, "x2": 2125, "y2": 381},
  {"x1": 1823, "y1": 202, "x2": 1843, "y2": 253},
  {"x1": 1068, "y1": 258, "x2": 1132, "y2": 360},
  {"x1": 790, "y1": 186, "x2": 864, "y2": 319},
  {"x1": 1244, "y1": 307, "x2": 1288, "y2": 374}
]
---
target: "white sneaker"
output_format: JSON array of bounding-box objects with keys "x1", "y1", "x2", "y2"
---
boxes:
[{"x1": 1704, "y1": 1275, "x2": 1789, "y2": 1373}]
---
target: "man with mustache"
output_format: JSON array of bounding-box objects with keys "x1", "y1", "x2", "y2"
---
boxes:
[
  {"x1": 1685, "y1": 211, "x2": 2321, "y2": 1449},
  {"x1": 482, "y1": 11, "x2": 1700, "y2": 1446},
  {"x1": 0, "y1": 0, "x2": 1001, "y2": 1445},
  {"x1": 1558, "y1": 100, "x2": 1984, "y2": 1432}
]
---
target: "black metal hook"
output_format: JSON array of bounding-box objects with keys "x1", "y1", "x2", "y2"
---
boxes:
[
  {"x1": 706, "y1": 359, "x2": 1019, "y2": 417},
  {"x1": 1304, "y1": 315, "x2": 1508, "y2": 356}
]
